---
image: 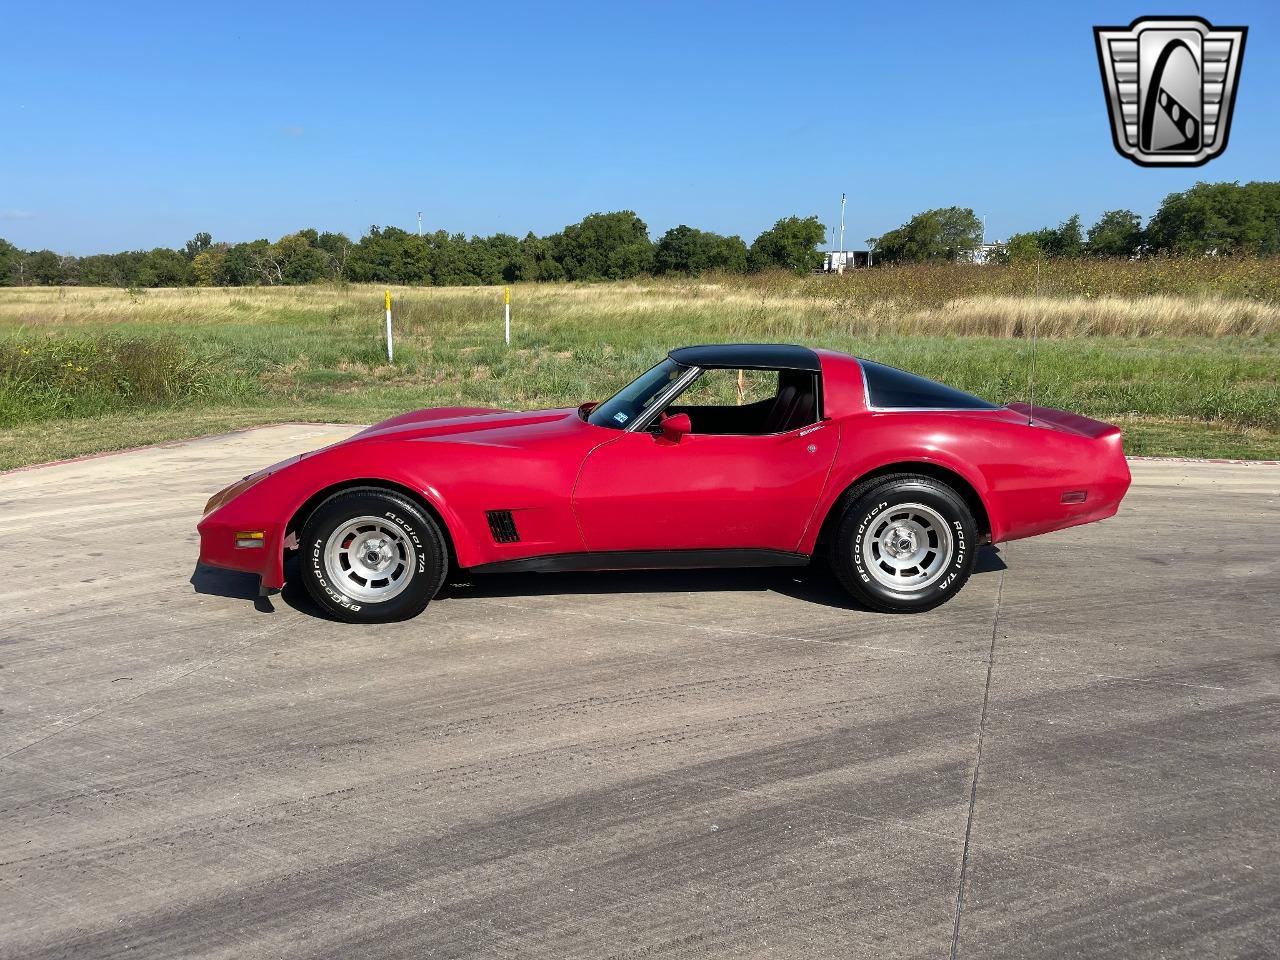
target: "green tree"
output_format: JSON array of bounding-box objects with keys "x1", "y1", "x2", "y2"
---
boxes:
[
  {"x1": 710, "y1": 234, "x2": 750, "y2": 273},
  {"x1": 277, "y1": 233, "x2": 332, "y2": 284},
  {"x1": 1004, "y1": 215, "x2": 1085, "y2": 261},
  {"x1": 24, "y1": 250, "x2": 67, "y2": 285},
  {"x1": 872, "y1": 207, "x2": 982, "y2": 263},
  {"x1": 220, "y1": 241, "x2": 268, "y2": 285},
  {"x1": 555, "y1": 211, "x2": 654, "y2": 280},
  {"x1": 749, "y1": 216, "x2": 825, "y2": 272},
  {"x1": 191, "y1": 246, "x2": 228, "y2": 285},
  {"x1": 1003, "y1": 231, "x2": 1048, "y2": 262},
  {"x1": 467, "y1": 233, "x2": 522, "y2": 283},
  {"x1": 1146, "y1": 181, "x2": 1280, "y2": 255},
  {"x1": 135, "y1": 248, "x2": 194, "y2": 286},
  {"x1": 0, "y1": 238, "x2": 25, "y2": 285},
  {"x1": 315, "y1": 232, "x2": 353, "y2": 280},
  {"x1": 1045, "y1": 214, "x2": 1084, "y2": 258},
  {"x1": 347, "y1": 226, "x2": 402, "y2": 283},
  {"x1": 424, "y1": 231, "x2": 474, "y2": 285},
  {"x1": 514, "y1": 232, "x2": 565, "y2": 281},
  {"x1": 348, "y1": 225, "x2": 467, "y2": 284},
  {"x1": 76, "y1": 252, "x2": 141, "y2": 286},
  {"x1": 654, "y1": 225, "x2": 749, "y2": 275},
  {"x1": 1086, "y1": 210, "x2": 1144, "y2": 258},
  {"x1": 183, "y1": 232, "x2": 213, "y2": 259}
]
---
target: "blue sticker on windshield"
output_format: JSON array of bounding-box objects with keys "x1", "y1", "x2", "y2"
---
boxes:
[{"x1": 613, "y1": 411, "x2": 629, "y2": 424}]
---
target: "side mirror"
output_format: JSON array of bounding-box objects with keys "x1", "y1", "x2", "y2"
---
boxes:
[
  {"x1": 577, "y1": 401, "x2": 598, "y2": 420},
  {"x1": 660, "y1": 412, "x2": 692, "y2": 442}
]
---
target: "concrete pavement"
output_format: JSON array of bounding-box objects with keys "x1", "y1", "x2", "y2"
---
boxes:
[{"x1": 0, "y1": 425, "x2": 1276, "y2": 959}]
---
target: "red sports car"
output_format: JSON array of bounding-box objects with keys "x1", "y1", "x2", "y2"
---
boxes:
[{"x1": 198, "y1": 344, "x2": 1131, "y2": 622}]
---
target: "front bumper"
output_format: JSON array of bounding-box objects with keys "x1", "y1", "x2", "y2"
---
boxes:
[
  {"x1": 197, "y1": 514, "x2": 289, "y2": 589},
  {"x1": 197, "y1": 519, "x2": 285, "y2": 586},
  {"x1": 197, "y1": 467, "x2": 297, "y2": 589}
]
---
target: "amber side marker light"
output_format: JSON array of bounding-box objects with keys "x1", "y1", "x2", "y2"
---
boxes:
[
  {"x1": 235, "y1": 530, "x2": 266, "y2": 549},
  {"x1": 1060, "y1": 491, "x2": 1088, "y2": 505}
]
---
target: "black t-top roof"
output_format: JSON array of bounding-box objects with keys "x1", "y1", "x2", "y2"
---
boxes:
[{"x1": 668, "y1": 343, "x2": 821, "y2": 372}]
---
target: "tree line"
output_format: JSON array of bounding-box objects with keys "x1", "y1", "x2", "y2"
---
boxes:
[
  {"x1": 0, "y1": 180, "x2": 1276, "y2": 288},
  {"x1": 0, "y1": 213, "x2": 824, "y2": 288},
  {"x1": 873, "y1": 181, "x2": 1280, "y2": 264}
]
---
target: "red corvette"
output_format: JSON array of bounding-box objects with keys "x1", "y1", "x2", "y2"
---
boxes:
[{"x1": 198, "y1": 344, "x2": 1131, "y2": 622}]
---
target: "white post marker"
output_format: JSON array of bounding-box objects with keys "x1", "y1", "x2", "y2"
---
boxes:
[
  {"x1": 385, "y1": 288, "x2": 394, "y2": 363},
  {"x1": 504, "y1": 285, "x2": 511, "y2": 346}
]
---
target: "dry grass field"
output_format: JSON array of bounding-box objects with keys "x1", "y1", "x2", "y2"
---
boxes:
[{"x1": 2, "y1": 261, "x2": 1278, "y2": 468}]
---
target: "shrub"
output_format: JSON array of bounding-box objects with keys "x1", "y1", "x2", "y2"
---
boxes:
[{"x1": 0, "y1": 333, "x2": 244, "y2": 426}]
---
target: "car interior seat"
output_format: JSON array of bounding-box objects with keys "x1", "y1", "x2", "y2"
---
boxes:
[{"x1": 761, "y1": 370, "x2": 816, "y2": 433}]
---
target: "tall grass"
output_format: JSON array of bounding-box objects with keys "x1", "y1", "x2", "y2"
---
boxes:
[
  {"x1": 3, "y1": 256, "x2": 1280, "y2": 338},
  {"x1": 1, "y1": 258, "x2": 1278, "y2": 464},
  {"x1": 0, "y1": 334, "x2": 254, "y2": 427},
  {"x1": 789, "y1": 255, "x2": 1280, "y2": 305}
]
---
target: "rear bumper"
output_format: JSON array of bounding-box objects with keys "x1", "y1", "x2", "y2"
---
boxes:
[
  {"x1": 995, "y1": 406, "x2": 1132, "y2": 542},
  {"x1": 1035, "y1": 463, "x2": 1130, "y2": 533}
]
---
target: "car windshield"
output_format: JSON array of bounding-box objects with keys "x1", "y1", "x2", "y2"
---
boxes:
[{"x1": 587, "y1": 358, "x2": 688, "y2": 430}]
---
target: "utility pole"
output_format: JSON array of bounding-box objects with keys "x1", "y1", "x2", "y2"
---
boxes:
[{"x1": 839, "y1": 193, "x2": 846, "y2": 255}]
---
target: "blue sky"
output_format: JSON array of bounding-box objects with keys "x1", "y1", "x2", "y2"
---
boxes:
[{"x1": 1, "y1": 1, "x2": 1275, "y2": 254}]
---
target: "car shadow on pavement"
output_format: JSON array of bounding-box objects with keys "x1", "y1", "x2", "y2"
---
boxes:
[
  {"x1": 441, "y1": 544, "x2": 1007, "y2": 613},
  {"x1": 190, "y1": 564, "x2": 280, "y2": 613},
  {"x1": 192, "y1": 546, "x2": 1006, "y2": 619}
]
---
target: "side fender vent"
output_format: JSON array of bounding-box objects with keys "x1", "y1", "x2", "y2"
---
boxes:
[{"x1": 486, "y1": 510, "x2": 521, "y2": 543}]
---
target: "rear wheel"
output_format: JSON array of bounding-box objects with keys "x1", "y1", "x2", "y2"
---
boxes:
[
  {"x1": 829, "y1": 475, "x2": 977, "y2": 613},
  {"x1": 300, "y1": 488, "x2": 447, "y2": 623}
]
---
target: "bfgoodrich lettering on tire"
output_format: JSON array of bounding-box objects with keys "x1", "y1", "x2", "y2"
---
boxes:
[
  {"x1": 300, "y1": 488, "x2": 447, "y2": 623},
  {"x1": 829, "y1": 474, "x2": 977, "y2": 613}
]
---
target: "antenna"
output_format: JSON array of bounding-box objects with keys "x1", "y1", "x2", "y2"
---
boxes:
[
  {"x1": 417, "y1": 211, "x2": 422, "y2": 236},
  {"x1": 1027, "y1": 260, "x2": 1040, "y2": 425}
]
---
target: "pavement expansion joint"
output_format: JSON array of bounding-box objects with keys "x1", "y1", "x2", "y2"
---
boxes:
[{"x1": 949, "y1": 560, "x2": 1005, "y2": 960}]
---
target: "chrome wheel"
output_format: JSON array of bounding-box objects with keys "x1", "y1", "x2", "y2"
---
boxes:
[
  {"x1": 323, "y1": 515, "x2": 417, "y2": 603},
  {"x1": 860, "y1": 502, "x2": 953, "y2": 592}
]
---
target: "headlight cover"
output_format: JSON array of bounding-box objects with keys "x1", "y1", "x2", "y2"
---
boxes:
[{"x1": 202, "y1": 473, "x2": 267, "y2": 517}]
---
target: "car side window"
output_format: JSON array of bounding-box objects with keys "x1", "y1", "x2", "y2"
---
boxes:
[
  {"x1": 677, "y1": 369, "x2": 776, "y2": 407},
  {"x1": 663, "y1": 368, "x2": 819, "y2": 436}
]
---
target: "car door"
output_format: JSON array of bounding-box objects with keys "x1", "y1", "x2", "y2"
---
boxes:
[{"x1": 572, "y1": 421, "x2": 838, "y2": 553}]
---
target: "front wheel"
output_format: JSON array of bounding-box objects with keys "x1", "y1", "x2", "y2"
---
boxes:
[
  {"x1": 829, "y1": 475, "x2": 977, "y2": 613},
  {"x1": 300, "y1": 488, "x2": 447, "y2": 623}
]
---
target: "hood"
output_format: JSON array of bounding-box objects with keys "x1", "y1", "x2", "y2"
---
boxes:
[{"x1": 344, "y1": 405, "x2": 582, "y2": 447}]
